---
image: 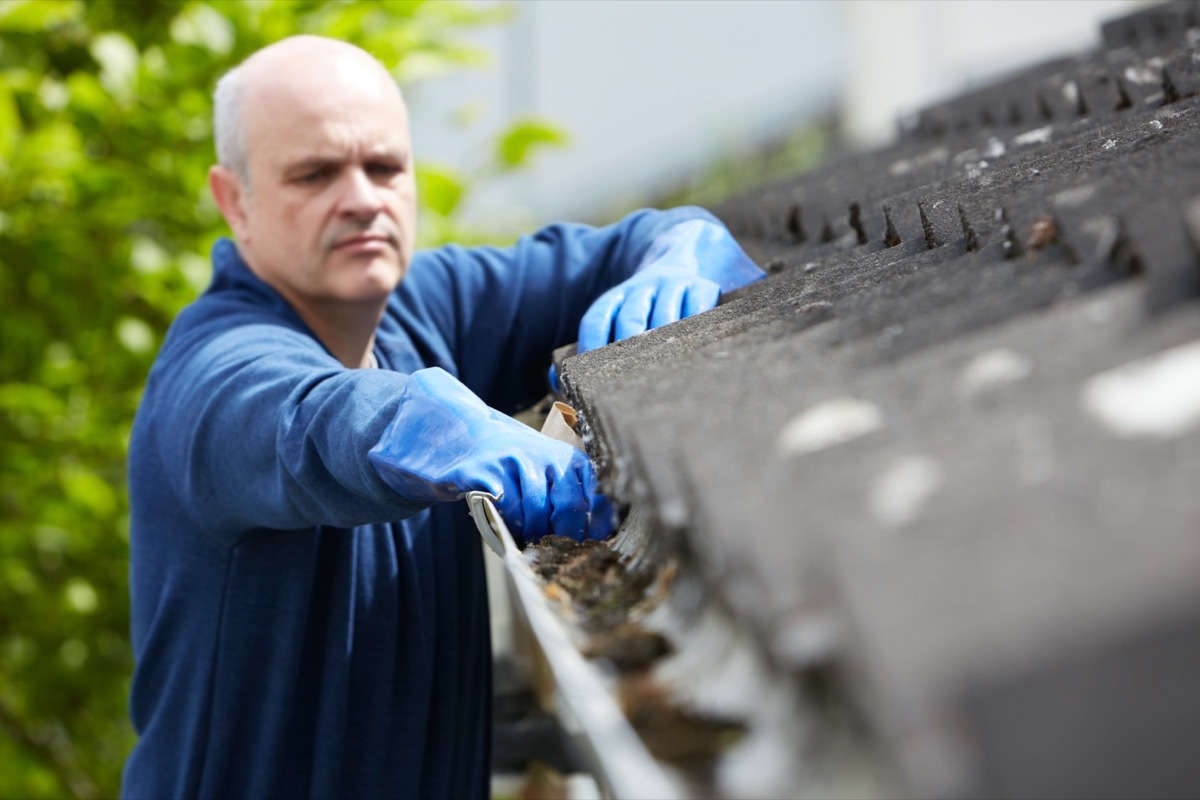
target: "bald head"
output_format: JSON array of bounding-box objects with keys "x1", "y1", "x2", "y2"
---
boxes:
[
  {"x1": 213, "y1": 36, "x2": 404, "y2": 182},
  {"x1": 204, "y1": 33, "x2": 417, "y2": 364}
]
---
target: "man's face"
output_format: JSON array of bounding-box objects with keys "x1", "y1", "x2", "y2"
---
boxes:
[{"x1": 224, "y1": 62, "x2": 416, "y2": 312}]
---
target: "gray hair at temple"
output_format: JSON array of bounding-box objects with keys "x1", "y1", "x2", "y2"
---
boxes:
[
  {"x1": 212, "y1": 66, "x2": 249, "y2": 183},
  {"x1": 211, "y1": 38, "x2": 404, "y2": 185}
]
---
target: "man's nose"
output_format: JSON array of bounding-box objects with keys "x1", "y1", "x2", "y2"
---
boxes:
[{"x1": 337, "y1": 168, "x2": 384, "y2": 218}]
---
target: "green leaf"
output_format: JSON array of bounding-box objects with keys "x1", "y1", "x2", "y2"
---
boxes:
[
  {"x1": 115, "y1": 317, "x2": 155, "y2": 355},
  {"x1": 33, "y1": 525, "x2": 71, "y2": 557},
  {"x1": 4, "y1": 563, "x2": 35, "y2": 596},
  {"x1": 89, "y1": 32, "x2": 139, "y2": 99},
  {"x1": 63, "y1": 579, "x2": 98, "y2": 615},
  {"x1": 20, "y1": 119, "x2": 83, "y2": 172},
  {"x1": 65, "y1": 71, "x2": 109, "y2": 117},
  {"x1": 0, "y1": 84, "x2": 18, "y2": 164},
  {"x1": 0, "y1": 0, "x2": 82, "y2": 33},
  {"x1": 416, "y1": 0, "x2": 515, "y2": 29},
  {"x1": 130, "y1": 236, "x2": 169, "y2": 274},
  {"x1": 495, "y1": 118, "x2": 569, "y2": 172},
  {"x1": 0, "y1": 383, "x2": 65, "y2": 418},
  {"x1": 35, "y1": 76, "x2": 69, "y2": 112},
  {"x1": 61, "y1": 466, "x2": 117, "y2": 517},
  {"x1": 179, "y1": 252, "x2": 212, "y2": 293},
  {"x1": 59, "y1": 639, "x2": 88, "y2": 669},
  {"x1": 169, "y1": 2, "x2": 235, "y2": 55},
  {"x1": 391, "y1": 45, "x2": 489, "y2": 84},
  {"x1": 416, "y1": 162, "x2": 465, "y2": 217}
]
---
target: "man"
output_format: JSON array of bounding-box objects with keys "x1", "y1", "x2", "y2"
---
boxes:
[{"x1": 124, "y1": 36, "x2": 763, "y2": 799}]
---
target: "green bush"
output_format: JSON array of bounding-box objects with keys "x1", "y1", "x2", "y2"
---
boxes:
[{"x1": 0, "y1": 2, "x2": 565, "y2": 796}]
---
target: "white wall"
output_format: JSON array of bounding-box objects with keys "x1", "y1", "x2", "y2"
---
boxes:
[
  {"x1": 406, "y1": 0, "x2": 1144, "y2": 229},
  {"x1": 842, "y1": 0, "x2": 1144, "y2": 147},
  {"x1": 407, "y1": 0, "x2": 844, "y2": 228}
]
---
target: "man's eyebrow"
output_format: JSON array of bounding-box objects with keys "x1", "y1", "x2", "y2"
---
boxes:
[
  {"x1": 282, "y1": 156, "x2": 343, "y2": 174},
  {"x1": 365, "y1": 147, "x2": 410, "y2": 162}
]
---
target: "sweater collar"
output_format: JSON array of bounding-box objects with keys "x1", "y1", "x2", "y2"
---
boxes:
[{"x1": 207, "y1": 237, "x2": 312, "y2": 329}]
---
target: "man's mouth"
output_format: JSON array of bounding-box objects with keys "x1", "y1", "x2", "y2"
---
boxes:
[{"x1": 332, "y1": 232, "x2": 397, "y2": 254}]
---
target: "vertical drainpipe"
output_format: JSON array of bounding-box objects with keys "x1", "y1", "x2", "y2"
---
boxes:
[{"x1": 842, "y1": 1, "x2": 941, "y2": 148}]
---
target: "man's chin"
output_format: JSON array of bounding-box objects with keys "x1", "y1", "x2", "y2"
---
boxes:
[
  {"x1": 340, "y1": 260, "x2": 405, "y2": 303},
  {"x1": 331, "y1": 252, "x2": 405, "y2": 293}
]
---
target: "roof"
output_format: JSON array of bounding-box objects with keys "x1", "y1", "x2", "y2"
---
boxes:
[{"x1": 555, "y1": 2, "x2": 1200, "y2": 795}]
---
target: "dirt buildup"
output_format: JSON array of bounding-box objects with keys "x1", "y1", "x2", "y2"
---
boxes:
[
  {"x1": 584, "y1": 625, "x2": 672, "y2": 672},
  {"x1": 528, "y1": 535, "x2": 746, "y2": 780},
  {"x1": 1027, "y1": 215, "x2": 1058, "y2": 251},
  {"x1": 618, "y1": 674, "x2": 746, "y2": 777},
  {"x1": 529, "y1": 535, "x2": 656, "y2": 633}
]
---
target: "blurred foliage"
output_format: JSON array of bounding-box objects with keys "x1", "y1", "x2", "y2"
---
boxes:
[
  {"x1": 417, "y1": 116, "x2": 571, "y2": 243},
  {"x1": 652, "y1": 118, "x2": 833, "y2": 211},
  {"x1": 0, "y1": 1, "x2": 565, "y2": 796}
]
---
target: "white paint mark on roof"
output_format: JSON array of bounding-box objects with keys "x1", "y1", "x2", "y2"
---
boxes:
[
  {"x1": 985, "y1": 137, "x2": 1006, "y2": 159},
  {"x1": 889, "y1": 145, "x2": 949, "y2": 177},
  {"x1": 1150, "y1": 119, "x2": 1164, "y2": 130},
  {"x1": 1062, "y1": 80, "x2": 1080, "y2": 106},
  {"x1": 1052, "y1": 184, "x2": 1097, "y2": 207},
  {"x1": 771, "y1": 616, "x2": 841, "y2": 667},
  {"x1": 869, "y1": 455, "x2": 945, "y2": 528},
  {"x1": 1103, "y1": 138, "x2": 1116, "y2": 150},
  {"x1": 965, "y1": 160, "x2": 989, "y2": 180},
  {"x1": 1014, "y1": 125, "x2": 1054, "y2": 147},
  {"x1": 1082, "y1": 340, "x2": 1200, "y2": 439},
  {"x1": 953, "y1": 147, "x2": 980, "y2": 166},
  {"x1": 776, "y1": 397, "x2": 883, "y2": 457},
  {"x1": 958, "y1": 348, "x2": 1033, "y2": 397},
  {"x1": 1125, "y1": 65, "x2": 1158, "y2": 85}
]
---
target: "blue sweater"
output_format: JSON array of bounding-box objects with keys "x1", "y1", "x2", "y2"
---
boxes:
[{"x1": 122, "y1": 207, "x2": 712, "y2": 799}]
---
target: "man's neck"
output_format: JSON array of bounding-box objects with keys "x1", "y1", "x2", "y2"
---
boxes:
[
  {"x1": 232, "y1": 245, "x2": 387, "y2": 368},
  {"x1": 293, "y1": 297, "x2": 385, "y2": 369}
]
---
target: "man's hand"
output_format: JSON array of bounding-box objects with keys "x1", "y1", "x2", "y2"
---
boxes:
[
  {"x1": 578, "y1": 219, "x2": 766, "y2": 355},
  {"x1": 578, "y1": 265, "x2": 720, "y2": 354},
  {"x1": 369, "y1": 367, "x2": 613, "y2": 545}
]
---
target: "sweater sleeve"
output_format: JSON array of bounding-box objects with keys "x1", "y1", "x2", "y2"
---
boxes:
[
  {"x1": 146, "y1": 305, "x2": 425, "y2": 542},
  {"x1": 392, "y1": 206, "x2": 721, "y2": 413}
]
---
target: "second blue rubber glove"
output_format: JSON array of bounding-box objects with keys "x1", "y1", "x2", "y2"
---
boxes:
[
  {"x1": 369, "y1": 367, "x2": 613, "y2": 545},
  {"x1": 577, "y1": 218, "x2": 766, "y2": 355}
]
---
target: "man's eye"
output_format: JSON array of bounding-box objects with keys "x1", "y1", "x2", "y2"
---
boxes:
[{"x1": 296, "y1": 168, "x2": 332, "y2": 184}]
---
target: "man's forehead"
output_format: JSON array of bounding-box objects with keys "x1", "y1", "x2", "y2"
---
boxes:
[
  {"x1": 248, "y1": 76, "x2": 405, "y2": 123},
  {"x1": 240, "y1": 44, "x2": 405, "y2": 128},
  {"x1": 243, "y1": 79, "x2": 408, "y2": 161},
  {"x1": 278, "y1": 135, "x2": 410, "y2": 162},
  {"x1": 261, "y1": 120, "x2": 409, "y2": 167}
]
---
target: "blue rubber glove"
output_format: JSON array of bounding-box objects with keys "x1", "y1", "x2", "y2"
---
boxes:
[
  {"x1": 548, "y1": 220, "x2": 765, "y2": 391},
  {"x1": 369, "y1": 368, "x2": 614, "y2": 545},
  {"x1": 577, "y1": 219, "x2": 766, "y2": 355}
]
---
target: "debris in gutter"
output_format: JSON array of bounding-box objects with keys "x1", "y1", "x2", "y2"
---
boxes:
[{"x1": 618, "y1": 673, "x2": 746, "y2": 779}]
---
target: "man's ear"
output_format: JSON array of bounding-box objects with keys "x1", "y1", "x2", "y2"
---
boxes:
[{"x1": 209, "y1": 165, "x2": 250, "y2": 241}]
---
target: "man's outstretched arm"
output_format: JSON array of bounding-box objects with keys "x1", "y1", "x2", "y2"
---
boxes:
[
  {"x1": 396, "y1": 206, "x2": 761, "y2": 413},
  {"x1": 151, "y1": 311, "x2": 608, "y2": 544}
]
